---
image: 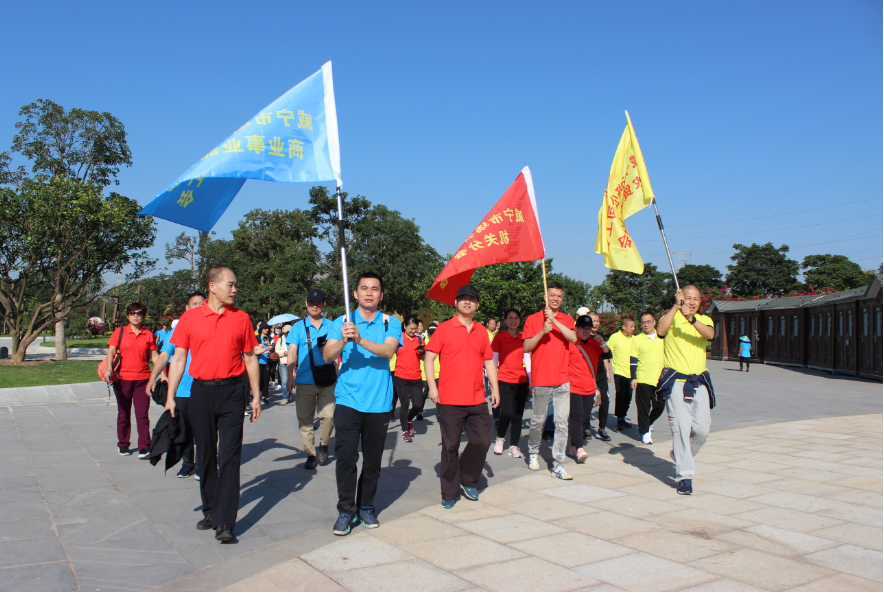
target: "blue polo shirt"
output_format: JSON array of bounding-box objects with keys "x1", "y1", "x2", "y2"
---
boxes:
[
  {"x1": 257, "y1": 335, "x2": 272, "y2": 365},
  {"x1": 160, "y1": 327, "x2": 194, "y2": 398},
  {"x1": 329, "y1": 310, "x2": 403, "y2": 413},
  {"x1": 287, "y1": 317, "x2": 335, "y2": 384}
]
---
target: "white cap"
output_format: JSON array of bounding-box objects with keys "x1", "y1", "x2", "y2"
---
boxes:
[
  {"x1": 576, "y1": 306, "x2": 590, "y2": 317},
  {"x1": 171, "y1": 319, "x2": 179, "y2": 328}
]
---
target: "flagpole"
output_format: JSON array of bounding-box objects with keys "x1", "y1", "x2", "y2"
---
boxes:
[
  {"x1": 541, "y1": 259, "x2": 550, "y2": 307},
  {"x1": 335, "y1": 187, "x2": 352, "y2": 321},
  {"x1": 651, "y1": 197, "x2": 680, "y2": 292}
]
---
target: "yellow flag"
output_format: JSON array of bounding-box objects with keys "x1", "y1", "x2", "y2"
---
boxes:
[{"x1": 595, "y1": 112, "x2": 655, "y2": 274}]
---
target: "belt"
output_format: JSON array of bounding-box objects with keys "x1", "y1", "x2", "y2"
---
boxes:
[{"x1": 194, "y1": 376, "x2": 242, "y2": 387}]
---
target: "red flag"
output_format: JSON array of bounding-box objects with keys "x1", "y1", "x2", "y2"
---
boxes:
[{"x1": 426, "y1": 167, "x2": 545, "y2": 305}]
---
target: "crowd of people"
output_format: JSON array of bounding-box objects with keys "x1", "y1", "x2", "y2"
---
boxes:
[{"x1": 103, "y1": 266, "x2": 716, "y2": 542}]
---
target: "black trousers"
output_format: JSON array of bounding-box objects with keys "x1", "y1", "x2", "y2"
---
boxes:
[
  {"x1": 635, "y1": 382, "x2": 665, "y2": 435},
  {"x1": 496, "y1": 381, "x2": 529, "y2": 446},
  {"x1": 592, "y1": 373, "x2": 611, "y2": 431},
  {"x1": 190, "y1": 380, "x2": 246, "y2": 529},
  {"x1": 569, "y1": 392, "x2": 594, "y2": 449},
  {"x1": 258, "y1": 364, "x2": 270, "y2": 400},
  {"x1": 438, "y1": 403, "x2": 490, "y2": 501},
  {"x1": 613, "y1": 374, "x2": 633, "y2": 420},
  {"x1": 393, "y1": 376, "x2": 424, "y2": 431},
  {"x1": 173, "y1": 396, "x2": 197, "y2": 471},
  {"x1": 334, "y1": 404, "x2": 389, "y2": 515},
  {"x1": 739, "y1": 356, "x2": 750, "y2": 370}
]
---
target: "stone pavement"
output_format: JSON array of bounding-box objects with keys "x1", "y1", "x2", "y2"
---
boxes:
[
  {"x1": 223, "y1": 414, "x2": 884, "y2": 592},
  {"x1": 0, "y1": 360, "x2": 880, "y2": 591}
]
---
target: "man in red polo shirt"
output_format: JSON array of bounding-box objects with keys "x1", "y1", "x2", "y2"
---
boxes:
[
  {"x1": 425, "y1": 285, "x2": 499, "y2": 509},
  {"x1": 523, "y1": 281, "x2": 578, "y2": 479},
  {"x1": 166, "y1": 266, "x2": 260, "y2": 543}
]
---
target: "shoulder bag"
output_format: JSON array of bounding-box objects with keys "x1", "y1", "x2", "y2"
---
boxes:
[
  {"x1": 97, "y1": 327, "x2": 124, "y2": 383},
  {"x1": 304, "y1": 319, "x2": 337, "y2": 387}
]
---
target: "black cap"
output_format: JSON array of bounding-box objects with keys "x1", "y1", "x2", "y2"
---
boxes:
[
  {"x1": 307, "y1": 289, "x2": 326, "y2": 302},
  {"x1": 575, "y1": 315, "x2": 595, "y2": 327},
  {"x1": 456, "y1": 284, "x2": 480, "y2": 299},
  {"x1": 428, "y1": 322, "x2": 438, "y2": 332}
]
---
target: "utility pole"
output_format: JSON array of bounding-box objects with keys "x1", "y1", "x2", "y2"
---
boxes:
[{"x1": 672, "y1": 251, "x2": 691, "y2": 271}]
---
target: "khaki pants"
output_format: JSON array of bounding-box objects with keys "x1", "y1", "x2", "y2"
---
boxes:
[{"x1": 295, "y1": 383, "x2": 336, "y2": 456}]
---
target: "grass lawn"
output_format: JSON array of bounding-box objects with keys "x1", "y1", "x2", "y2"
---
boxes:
[
  {"x1": 43, "y1": 338, "x2": 110, "y2": 349},
  {"x1": 0, "y1": 360, "x2": 100, "y2": 388}
]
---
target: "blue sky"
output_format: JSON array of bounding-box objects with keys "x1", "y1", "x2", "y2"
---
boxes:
[{"x1": 2, "y1": 1, "x2": 881, "y2": 287}]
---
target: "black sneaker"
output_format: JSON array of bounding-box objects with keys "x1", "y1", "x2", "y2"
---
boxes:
[
  {"x1": 677, "y1": 479, "x2": 693, "y2": 495},
  {"x1": 616, "y1": 419, "x2": 632, "y2": 430},
  {"x1": 596, "y1": 428, "x2": 611, "y2": 441},
  {"x1": 333, "y1": 512, "x2": 355, "y2": 536},
  {"x1": 358, "y1": 507, "x2": 379, "y2": 529},
  {"x1": 305, "y1": 456, "x2": 317, "y2": 470},
  {"x1": 118, "y1": 446, "x2": 131, "y2": 456},
  {"x1": 177, "y1": 466, "x2": 195, "y2": 478},
  {"x1": 138, "y1": 449, "x2": 150, "y2": 459},
  {"x1": 542, "y1": 430, "x2": 554, "y2": 441},
  {"x1": 583, "y1": 428, "x2": 592, "y2": 439},
  {"x1": 415, "y1": 412, "x2": 424, "y2": 421},
  {"x1": 317, "y1": 445, "x2": 329, "y2": 466},
  {"x1": 196, "y1": 514, "x2": 212, "y2": 530},
  {"x1": 215, "y1": 525, "x2": 234, "y2": 542}
]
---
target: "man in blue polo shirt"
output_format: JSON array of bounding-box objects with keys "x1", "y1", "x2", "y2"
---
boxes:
[
  {"x1": 322, "y1": 272, "x2": 402, "y2": 536},
  {"x1": 146, "y1": 292, "x2": 206, "y2": 478}
]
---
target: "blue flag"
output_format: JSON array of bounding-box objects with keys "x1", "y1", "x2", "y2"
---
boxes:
[{"x1": 139, "y1": 62, "x2": 341, "y2": 232}]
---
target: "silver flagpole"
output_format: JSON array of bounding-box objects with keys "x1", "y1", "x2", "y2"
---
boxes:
[
  {"x1": 651, "y1": 197, "x2": 680, "y2": 292},
  {"x1": 335, "y1": 186, "x2": 352, "y2": 322}
]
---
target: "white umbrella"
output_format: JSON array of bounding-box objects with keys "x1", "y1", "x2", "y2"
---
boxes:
[{"x1": 267, "y1": 313, "x2": 299, "y2": 326}]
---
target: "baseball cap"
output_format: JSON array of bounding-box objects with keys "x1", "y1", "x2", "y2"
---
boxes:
[
  {"x1": 428, "y1": 322, "x2": 438, "y2": 333},
  {"x1": 456, "y1": 284, "x2": 480, "y2": 299},
  {"x1": 576, "y1": 306, "x2": 590, "y2": 317},
  {"x1": 307, "y1": 288, "x2": 326, "y2": 302},
  {"x1": 282, "y1": 324, "x2": 292, "y2": 332},
  {"x1": 575, "y1": 315, "x2": 595, "y2": 327}
]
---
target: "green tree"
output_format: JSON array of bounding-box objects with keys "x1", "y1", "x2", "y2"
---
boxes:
[
  {"x1": 725, "y1": 243, "x2": 800, "y2": 297},
  {"x1": 548, "y1": 272, "x2": 597, "y2": 315},
  {"x1": 801, "y1": 254, "x2": 874, "y2": 292},
  {"x1": 470, "y1": 261, "x2": 548, "y2": 320},
  {"x1": 676, "y1": 264, "x2": 722, "y2": 291},
  {"x1": 598, "y1": 262, "x2": 674, "y2": 318}
]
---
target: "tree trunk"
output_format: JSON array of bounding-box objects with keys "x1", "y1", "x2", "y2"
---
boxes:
[{"x1": 55, "y1": 319, "x2": 67, "y2": 360}]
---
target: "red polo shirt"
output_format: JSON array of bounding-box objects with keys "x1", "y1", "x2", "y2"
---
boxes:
[
  {"x1": 107, "y1": 326, "x2": 157, "y2": 381},
  {"x1": 170, "y1": 303, "x2": 258, "y2": 381},
  {"x1": 491, "y1": 330, "x2": 528, "y2": 384},
  {"x1": 394, "y1": 333, "x2": 423, "y2": 381},
  {"x1": 427, "y1": 316, "x2": 493, "y2": 406},
  {"x1": 569, "y1": 339, "x2": 603, "y2": 395},
  {"x1": 523, "y1": 310, "x2": 575, "y2": 387}
]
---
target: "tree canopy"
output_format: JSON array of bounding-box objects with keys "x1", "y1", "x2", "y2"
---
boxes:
[
  {"x1": 598, "y1": 262, "x2": 674, "y2": 317},
  {"x1": 725, "y1": 243, "x2": 800, "y2": 297},
  {"x1": 801, "y1": 254, "x2": 874, "y2": 292},
  {"x1": 676, "y1": 264, "x2": 722, "y2": 291}
]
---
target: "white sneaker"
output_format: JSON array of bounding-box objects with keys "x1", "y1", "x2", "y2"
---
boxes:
[
  {"x1": 528, "y1": 454, "x2": 540, "y2": 471},
  {"x1": 493, "y1": 437, "x2": 505, "y2": 455},
  {"x1": 551, "y1": 465, "x2": 573, "y2": 480},
  {"x1": 509, "y1": 446, "x2": 523, "y2": 458},
  {"x1": 642, "y1": 432, "x2": 653, "y2": 445}
]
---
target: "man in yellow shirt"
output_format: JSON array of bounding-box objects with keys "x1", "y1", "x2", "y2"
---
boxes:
[
  {"x1": 657, "y1": 285, "x2": 716, "y2": 496},
  {"x1": 606, "y1": 318, "x2": 635, "y2": 431},
  {"x1": 630, "y1": 312, "x2": 665, "y2": 445}
]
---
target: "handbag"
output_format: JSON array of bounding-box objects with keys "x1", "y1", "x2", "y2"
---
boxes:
[
  {"x1": 97, "y1": 327, "x2": 124, "y2": 383},
  {"x1": 304, "y1": 320, "x2": 337, "y2": 387},
  {"x1": 575, "y1": 340, "x2": 602, "y2": 407}
]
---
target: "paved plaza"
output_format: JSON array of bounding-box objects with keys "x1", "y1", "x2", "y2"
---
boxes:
[{"x1": 0, "y1": 360, "x2": 881, "y2": 591}]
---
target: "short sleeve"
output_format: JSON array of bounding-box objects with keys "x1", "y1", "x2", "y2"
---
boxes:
[
  {"x1": 698, "y1": 314, "x2": 714, "y2": 327},
  {"x1": 241, "y1": 317, "x2": 259, "y2": 353},
  {"x1": 106, "y1": 328, "x2": 120, "y2": 347},
  {"x1": 482, "y1": 337, "x2": 494, "y2": 360},
  {"x1": 491, "y1": 333, "x2": 502, "y2": 353},
  {"x1": 386, "y1": 317, "x2": 404, "y2": 347},
  {"x1": 561, "y1": 315, "x2": 575, "y2": 330},
  {"x1": 160, "y1": 329, "x2": 176, "y2": 356},
  {"x1": 285, "y1": 325, "x2": 299, "y2": 347},
  {"x1": 630, "y1": 338, "x2": 639, "y2": 358},
  {"x1": 523, "y1": 314, "x2": 539, "y2": 339},
  {"x1": 327, "y1": 317, "x2": 344, "y2": 341},
  {"x1": 147, "y1": 331, "x2": 158, "y2": 351},
  {"x1": 170, "y1": 321, "x2": 190, "y2": 350},
  {"x1": 426, "y1": 325, "x2": 445, "y2": 354}
]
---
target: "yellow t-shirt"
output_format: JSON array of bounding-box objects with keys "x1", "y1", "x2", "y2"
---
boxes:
[
  {"x1": 607, "y1": 331, "x2": 634, "y2": 377},
  {"x1": 420, "y1": 336, "x2": 440, "y2": 380},
  {"x1": 389, "y1": 352, "x2": 396, "y2": 372},
  {"x1": 631, "y1": 332, "x2": 665, "y2": 386},
  {"x1": 663, "y1": 312, "x2": 713, "y2": 375}
]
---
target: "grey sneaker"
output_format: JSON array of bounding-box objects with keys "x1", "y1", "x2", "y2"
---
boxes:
[
  {"x1": 333, "y1": 512, "x2": 355, "y2": 536},
  {"x1": 551, "y1": 465, "x2": 573, "y2": 480},
  {"x1": 358, "y1": 507, "x2": 379, "y2": 528},
  {"x1": 461, "y1": 485, "x2": 479, "y2": 501},
  {"x1": 528, "y1": 454, "x2": 540, "y2": 471}
]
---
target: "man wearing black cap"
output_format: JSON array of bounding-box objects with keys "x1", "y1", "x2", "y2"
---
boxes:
[
  {"x1": 425, "y1": 285, "x2": 499, "y2": 509},
  {"x1": 286, "y1": 289, "x2": 337, "y2": 469}
]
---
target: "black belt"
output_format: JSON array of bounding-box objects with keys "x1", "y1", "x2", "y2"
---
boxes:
[{"x1": 194, "y1": 376, "x2": 242, "y2": 387}]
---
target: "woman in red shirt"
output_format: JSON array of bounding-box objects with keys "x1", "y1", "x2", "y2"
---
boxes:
[
  {"x1": 104, "y1": 302, "x2": 159, "y2": 458},
  {"x1": 491, "y1": 309, "x2": 529, "y2": 458},
  {"x1": 393, "y1": 315, "x2": 425, "y2": 442}
]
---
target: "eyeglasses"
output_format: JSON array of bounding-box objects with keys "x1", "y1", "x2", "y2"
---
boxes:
[{"x1": 128, "y1": 312, "x2": 145, "y2": 317}]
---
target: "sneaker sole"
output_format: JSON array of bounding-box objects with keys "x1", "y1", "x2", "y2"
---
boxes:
[
  {"x1": 119, "y1": 451, "x2": 131, "y2": 456},
  {"x1": 333, "y1": 525, "x2": 351, "y2": 536},
  {"x1": 215, "y1": 532, "x2": 234, "y2": 542},
  {"x1": 461, "y1": 487, "x2": 478, "y2": 501},
  {"x1": 576, "y1": 453, "x2": 588, "y2": 463},
  {"x1": 678, "y1": 490, "x2": 692, "y2": 495},
  {"x1": 360, "y1": 519, "x2": 379, "y2": 529},
  {"x1": 551, "y1": 472, "x2": 573, "y2": 480}
]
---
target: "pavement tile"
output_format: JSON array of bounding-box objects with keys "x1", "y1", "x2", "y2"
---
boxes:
[
  {"x1": 817, "y1": 504, "x2": 882, "y2": 528},
  {"x1": 690, "y1": 479, "x2": 776, "y2": 499},
  {"x1": 299, "y1": 534, "x2": 414, "y2": 572},
  {"x1": 499, "y1": 497, "x2": 600, "y2": 521},
  {"x1": 219, "y1": 558, "x2": 345, "y2": 592},
  {"x1": 171, "y1": 536, "x2": 278, "y2": 571},
  {"x1": 689, "y1": 547, "x2": 836, "y2": 590},
  {"x1": 0, "y1": 476, "x2": 38, "y2": 490},
  {"x1": 785, "y1": 572, "x2": 884, "y2": 591},
  {"x1": 0, "y1": 500, "x2": 48, "y2": 521},
  {"x1": 836, "y1": 477, "x2": 883, "y2": 493},
  {"x1": 408, "y1": 533, "x2": 527, "y2": 571},
  {"x1": 37, "y1": 475, "x2": 115, "y2": 492},
  {"x1": 668, "y1": 492, "x2": 769, "y2": 515},
  {"x1": 420, "y1": 501, "x2": 514, "y2": 524},
  {"x1": 0, "y1": 516, "x2": 56, "y2": 542},
  {"x1": 509, "y1": 531, "x2": 633, "y2": 567},
  {"x1": 801, "y1": 544, "x2": 883, "y2": 582},
  {"x1": 537, "y1": 484, "x2": 628, "y2": 504},
  {"x1": 706, "y1": 468, "x2": 785, "y2": 484},
  {"x1": 680, "y1": 578, "x2": 768, "y2": 591},
  {"x1": 574, "y1": 551, "x2": 715, "y2": 591},
  {"x1": 330, "y1": 558, "x2": 475, "y2": 591},
  {"x1": 586, "y1": 494, "x2": 682, "y2": 519},
  {"x1": 65, "y1": 535, "x2": 182, "y2": 567},
  {"x1": 646, "y1": 508, "x2": 756, "y2": 535},
  {"x1": 51, "y1": 501, "x2": 144, "y2": 525},
  {"x1": 745, "y1": 490, "x2": 843, "y2": 513},
  {"x1": 474, "y1": 484, "x2": 550, "y2": 505},
  {"x1": 716, "y1": 524, "x2": 840, "y2": 557},
  {"x1": 823, "y1": 488, "x2": 882, "y2": 508},
  {"x1": 774, "y1": 467, "x2": 852, "y2": 483},
  {"x1": 457, "y1": 513, "x2": 567, "y2": 543},
  {"x1": 43, "y1": 487, "x2": 129, "y2": 507},
  {"x1": 0, "y1": 536, "x2": 68, "y2": 568},
  {"x1": 56, "y1": 518, "x2": 161, "y2": 545},
  {"x1": 456, "y1": 556, "x2": 600, "y2": 592},
  {"x1": 612, "y1": 528, "x2": 740, "y2": 563},
  {"x1": 764, "y1": 478, "x2": 852, "y2": 497},
  {"x1": 810, "y1": 522, "x2": 884, "y2": 552},
  {"x1": 732, "y1": 506, "x2": 845, "y2": 533},
  {"x1": 574, "y1": 472, "x2": 648, "y2": 489},
  {"x1": 0, "y1": 560, "x2": 78, "y2": 592},
  {"x1": 370, "y1": 515, "x2": 470, "y2": 546},
  {"x1": 75, "y1": 560, "x2": 194, "y2": 591},
  {"x1": 556, "y1": 511, "x2": 662, "y2": 540}
]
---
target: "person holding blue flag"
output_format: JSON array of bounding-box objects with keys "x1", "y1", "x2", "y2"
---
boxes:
[
  {"x1": 321, "y1": 273, "x2": 402, "y2": 536},
  {"x1": 147, "y1": 292, "x2": 206, "y2": 478}
]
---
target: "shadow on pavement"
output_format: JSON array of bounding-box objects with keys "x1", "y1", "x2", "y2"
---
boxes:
[{"x1": 606, "y1": 442, "x2": 676, "y2": 488}]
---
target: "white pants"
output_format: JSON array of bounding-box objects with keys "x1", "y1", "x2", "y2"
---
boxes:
[{"x1": 665, "y1": 381, "x2": 711, "y2": 481}]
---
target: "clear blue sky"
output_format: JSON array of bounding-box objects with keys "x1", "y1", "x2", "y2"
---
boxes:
[{"x1": 2, "y1": 1, "x2": 881, "y2": 287}]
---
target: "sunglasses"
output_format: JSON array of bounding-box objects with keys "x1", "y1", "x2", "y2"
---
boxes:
[{"x1": 128, "y1": 311, "x2": 146, "y2": 317}]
